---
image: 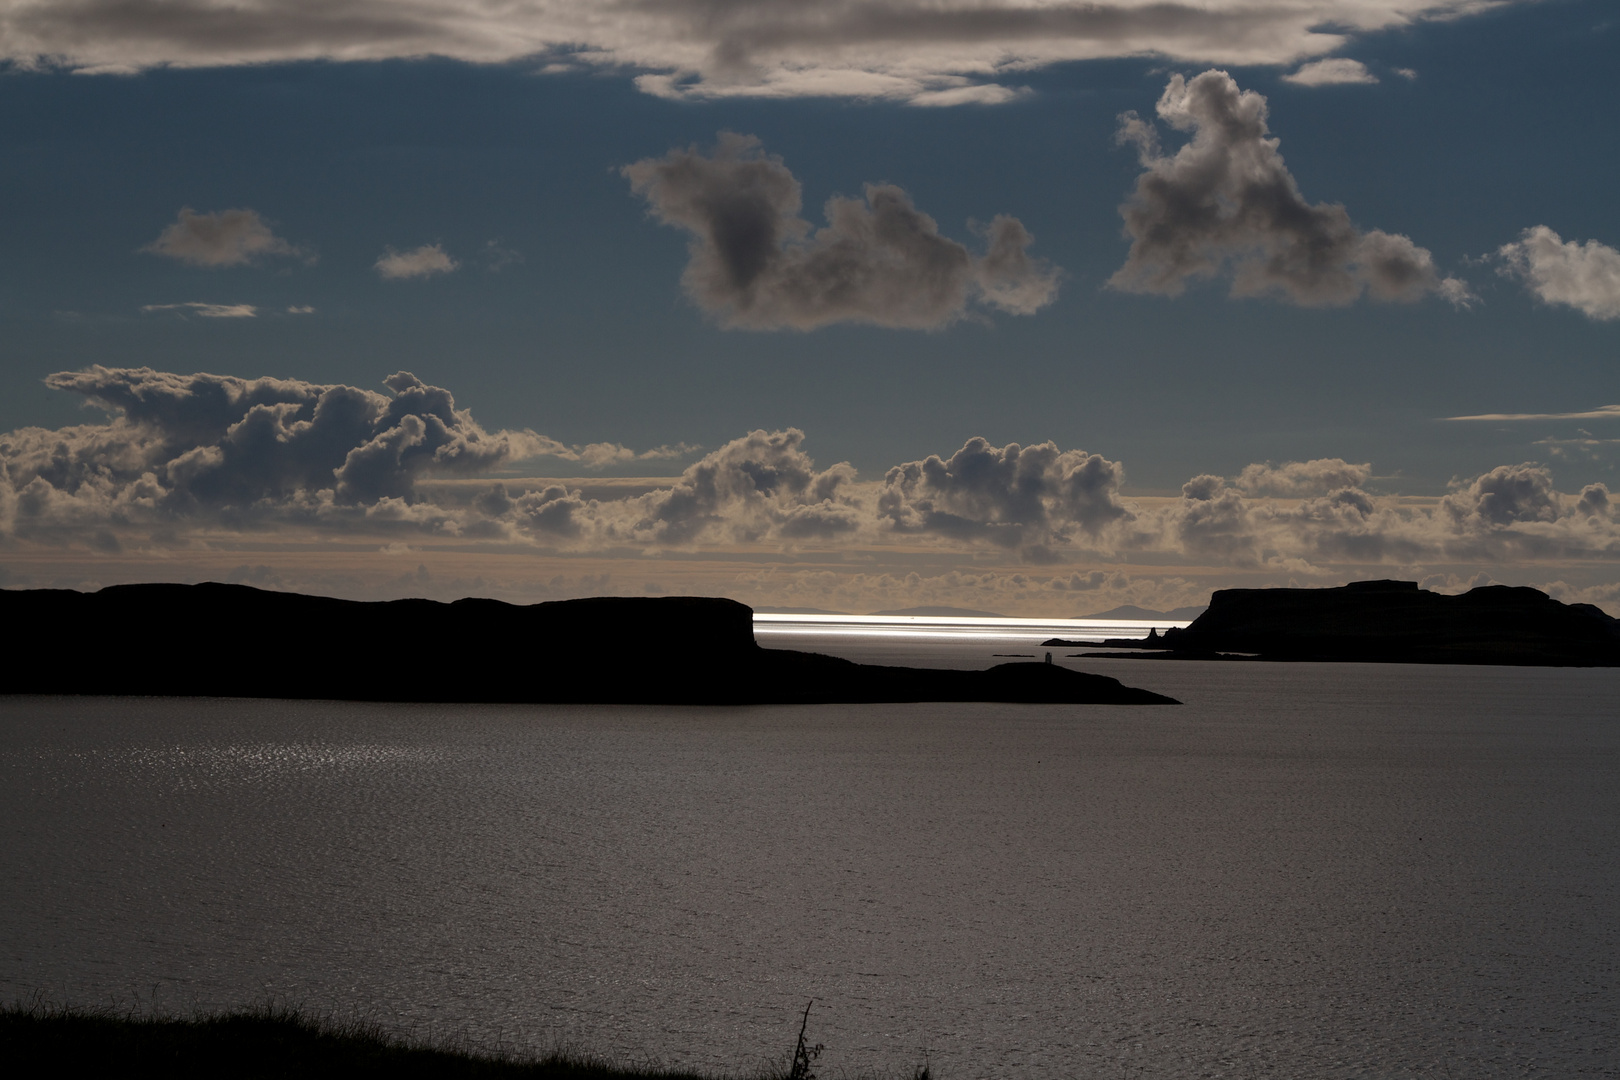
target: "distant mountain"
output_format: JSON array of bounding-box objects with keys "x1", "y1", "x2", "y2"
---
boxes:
[
  {"x1": 869, "y1": 606, "x2": 1007, "y2": 618},
  {"x1": 750, "y1": 605, "x2": 851, "y2": 615},
  {"x1": 1078, "y1": 604, "x2": 1208, "y2": 621}
]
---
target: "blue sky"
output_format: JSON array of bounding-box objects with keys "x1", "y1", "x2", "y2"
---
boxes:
[{"x1": 1, "y1": 0, "x2": 1617, "y2": 613}]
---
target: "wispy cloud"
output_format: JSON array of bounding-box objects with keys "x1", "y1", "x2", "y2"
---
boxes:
[
  {"x1": 1110, "y1": 71, "x2": 1472, "y2": 307},
  {"x1": 480, "y1": 240, "x2": 523, "y2": 272},
  {"x1": 1446, "y1": 405, "x2": 1620, "y2": 421},
  {"x1": 143, "y1": 208, "x2": 305, "y2": 268},
  {"x1": 140, "y1": 301, "x2": 258, "y2": 317},
  {"x1": 625, "y1": 133, "x2": 1058, "y2": 329},
  {"x1": 375, "y1": 243, "x2": 459, "y2": 280},
  {"x1": 0, "y1": 0, "x2": 1521, "y2": 105}
]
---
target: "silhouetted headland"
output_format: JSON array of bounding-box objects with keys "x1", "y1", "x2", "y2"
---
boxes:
[
  {"x1": 1, "y1": 583, "x2": 1177, "y2": 704},
  {"x1": 1047, "y1": 580, "x2": 1620, "y2": 666}
]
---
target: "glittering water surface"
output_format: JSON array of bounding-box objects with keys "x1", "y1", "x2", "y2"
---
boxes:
[{"x1": 2, "y1": 642, "x2": 1616, "y2": 1078}]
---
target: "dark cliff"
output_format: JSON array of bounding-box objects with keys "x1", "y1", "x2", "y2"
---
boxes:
[
  {"x1": 0, "y1": 582, "x2": 1177, "y2": 704},
  {"x1": 1155, "y1": 580, "x2": 1620, "y2": 666}
]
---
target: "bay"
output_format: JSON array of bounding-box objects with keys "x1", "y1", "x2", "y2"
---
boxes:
[{"x1": 1, "y1": 638, "x2": 1616, "y2": 1077}]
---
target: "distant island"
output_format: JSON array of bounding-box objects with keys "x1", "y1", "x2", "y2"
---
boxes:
[
  {"x1": 1075, "y1": 603, "x2": 1208, "y2": 621},
  {"x1": 0, "y1": 583, "x2": 1177, "y2": 705},
  {"x1": 1049, "y1": 580, "x2": 1620, "y2": 667},
  {"x1": 867, "y1": 605, "x2": 1008, "y2": 618}
]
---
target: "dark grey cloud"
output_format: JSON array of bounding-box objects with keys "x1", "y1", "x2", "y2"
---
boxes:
[
  {"x1": 143, "y1": 208, "x2": 305, "y2": 267},
  {"x1": 1577, "y1": 484, "x2": 1611, "y2": 519},
  {"x1": 0, "y1": 1, "x2": 1512, "y2": 104},
  {"x1": 1441, "y1": 463, "x2": 1561, "y2": 529},
  {"x1": 623, "y1": 133, "x2": 1058, "y2": 329},
  {"x1": 1110, "y1": 71, "x2": 1472, "y2": 307},
  {"x1": 26, "y1": 367, "x2": 535, "y2": 514},
  {"x1": 628, "y1": 428, "x2": 861, "y2": 543},
  {"x1": 878, "y1": 437, "x2": 1130, "y2": 558}
]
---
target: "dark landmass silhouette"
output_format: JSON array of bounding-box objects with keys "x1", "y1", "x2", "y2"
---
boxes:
[
  {"x1": 2, "y1": 1003, "x2": 786, "y2": 1079},
  {"x1": 1075, "y1": 603, "x2": 1208, "y2": 621},
  {"x1": 1047, "y1": 580, "x2": 1620, "y2": 666},
  {"x1": 868, "y1": 605, "x2": 1007, "y2": 617},
  {"x1": 1, "y1": 583, "x2": 1177, "y2": 704}
]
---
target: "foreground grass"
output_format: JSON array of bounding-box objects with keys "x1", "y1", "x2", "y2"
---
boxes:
[{"x1": 1, "y1": 1002, "x2": 763, "y2": 1079}]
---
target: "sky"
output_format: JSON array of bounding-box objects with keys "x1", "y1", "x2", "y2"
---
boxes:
[{"x1": 1, "y1": 0, "x2": 1617, "y2": 615}]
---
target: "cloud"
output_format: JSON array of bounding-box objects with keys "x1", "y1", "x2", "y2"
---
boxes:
[
  {"x1": 1497, "y1": 226, "x2": 1620, "y2": 321},
  {"x1": 375, "y1": 243, "x2": 459, "y2": 280},
  {"x1": 480, "y1": 240, "x2": 523, "y2": 272},
  {"x1": 140, "y1": 301, "x2": 258, "y2": 318},
  {"x1": 1446, "y1": 404, "x2": 1620, "y2": 422},
  {"x1": 287, "y1": 305, "x2": 316, "y2": 314},
  {"x1": 1282, "y1": 58, "x2": 1377, "y2": 86},
  {"x1": 624, "y1": 133, "x2": 1058, "y2": 329},
  {"x1": 1233, "y1": 458, "x2": 1372, "y2": 496},
  {"x1": 143, "y1": 208, "x2": 303, "y2": 267},
  {"x1": 0, "y1": 1, "x2": 1513, "y2": 104},
  {"x1": 1110, "y1": 71, "x2": 1473, "y2": 307},
  {"x1": 878, "y1": 437, "x2": 1131, "y2": 558},
  {"x1": 7, "y1": 368, "x2": 1620, "y2": 589},
  {"x1": 570, "y1": 442, "x2": 698, "y2": 468}
]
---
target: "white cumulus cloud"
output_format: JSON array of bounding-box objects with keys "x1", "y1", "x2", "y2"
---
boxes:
[{"x1": 1497, "y1": 226, "x2": 1620, "y2": 321}]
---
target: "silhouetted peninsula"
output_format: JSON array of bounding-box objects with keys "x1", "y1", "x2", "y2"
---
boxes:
[
  {"x1": 1053, "y1": 580, "x2": 1619, "y2": 666},
  {"x1": 0, "y1": 583, "x2": 1177, "y2": 704}
]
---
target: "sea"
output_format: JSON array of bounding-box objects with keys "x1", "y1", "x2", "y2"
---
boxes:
[{"x1": 2, "y1": 614, "x2": 1616, "y2": 1078}]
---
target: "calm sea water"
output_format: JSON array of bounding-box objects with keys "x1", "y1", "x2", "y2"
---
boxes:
[{"x1": 2, "y1": 621, "x2": 1616, "y2": 1078}]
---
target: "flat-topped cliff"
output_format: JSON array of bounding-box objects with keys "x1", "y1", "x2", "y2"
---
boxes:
[
  {"x1": 0, "y1": 583, "x2": 1176, "y2": 705},
  {"x1": 1075, "y1": 580, "x2": 1619, "y2": 666}
]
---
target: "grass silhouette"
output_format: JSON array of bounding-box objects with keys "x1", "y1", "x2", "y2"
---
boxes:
[{"x1": 2, "y1": 999, "x2": 932, "y2": 1080}]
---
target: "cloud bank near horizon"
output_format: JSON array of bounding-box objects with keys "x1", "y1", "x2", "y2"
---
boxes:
[
  {"x1": 0, "y1": 0, "x2": 1517, "y2": 103},
  {"x1": 5, "y1": 368, "x2": 1618, "y2": 596},
  {"x1": 625, "y1": 133, "x2": 1059, "y2": 329},
  {"x1": 1110, "y1": 71, "x2": 1471, "y2": 307}
]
